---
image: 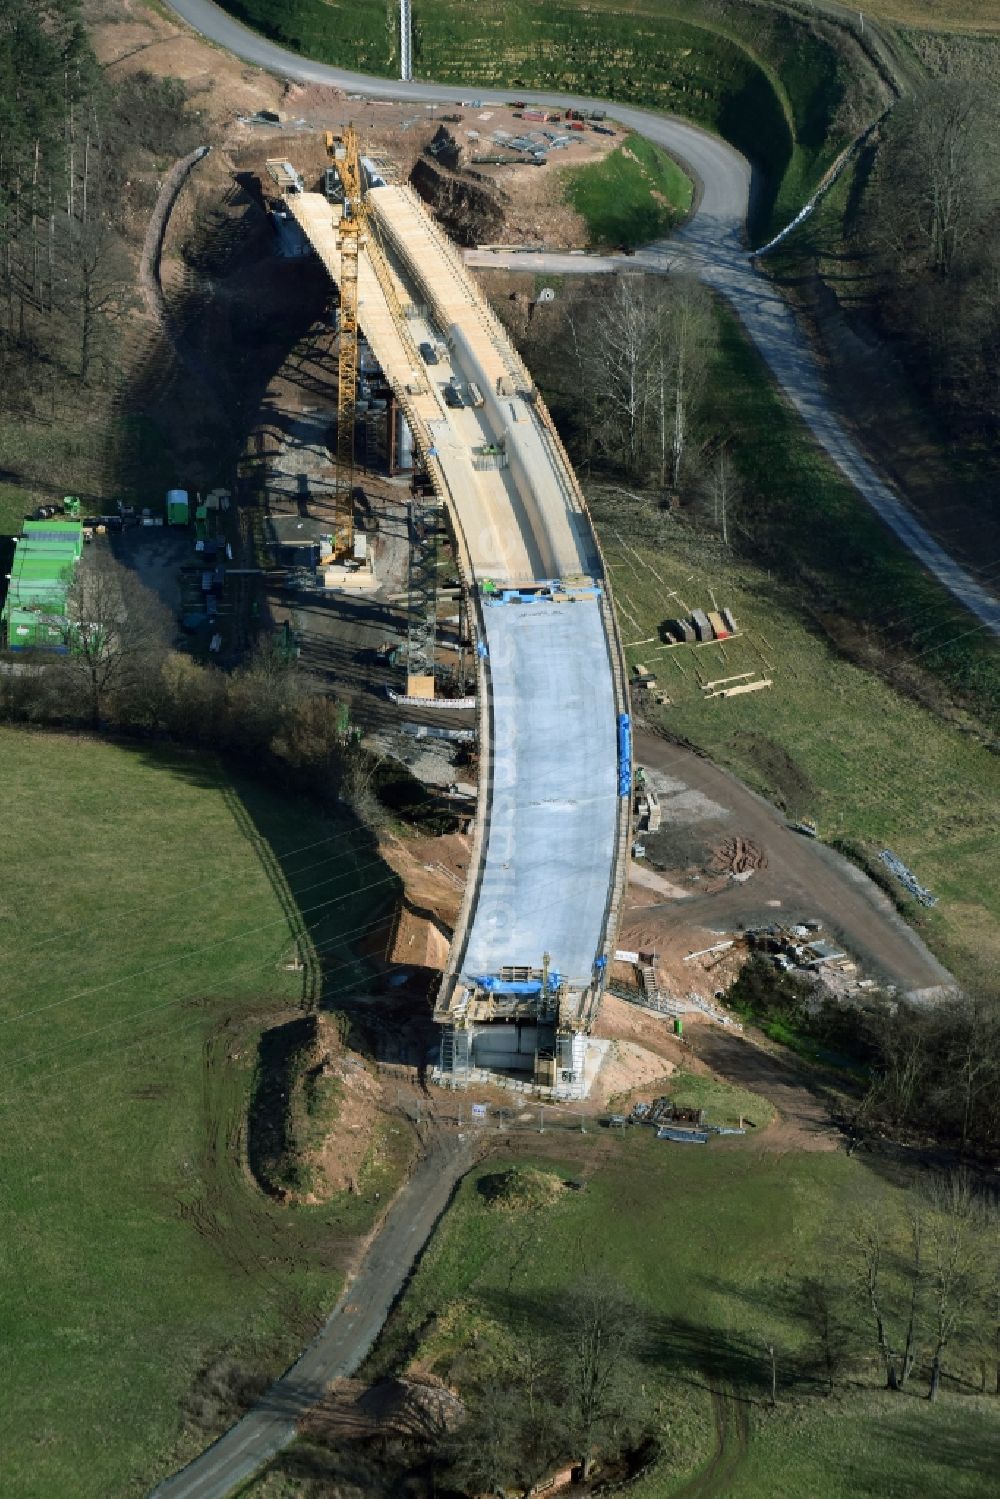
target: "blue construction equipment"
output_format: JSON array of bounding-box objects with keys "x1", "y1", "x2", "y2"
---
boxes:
[{"x1": 618, "y1": 713, "x2": 632, "y2": 796}]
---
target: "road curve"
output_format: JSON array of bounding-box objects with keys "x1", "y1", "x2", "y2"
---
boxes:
[
  {"x1": 164, "y1": 0, "x2": 1000, "y2": 639},
  {"x1": 149, "y1": 1136, "x2": 473, "y2": 1499},
  {"x1": 165, "y1": 0, "x2": 749, "y2": 240}
]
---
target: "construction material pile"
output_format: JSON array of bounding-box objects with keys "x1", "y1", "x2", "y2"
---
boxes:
[
  {"x1": 879, "y1": 849, "x2": 937, "y2": 908},
  {"x1": 631, "y1": 1097, "x2": 705, "y2": 1127},
  {"x1": 710, "y1": 836, "x2": 767, "y2": 877},
  {"x1": 661, "y1": 605, "x2": 737, "y2": 644}
]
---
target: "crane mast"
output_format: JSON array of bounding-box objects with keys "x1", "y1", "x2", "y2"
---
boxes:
[{"x1": 328, "y1": 128, "x2": 365, "y2": 555}]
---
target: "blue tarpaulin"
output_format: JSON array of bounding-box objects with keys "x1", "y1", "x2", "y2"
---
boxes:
[
  {"x1": 473, "y1": 972, "x2": 564, "y2": 995},
  {"x1": 474, "y1": 977, "x2": 541, "y2": 995}
]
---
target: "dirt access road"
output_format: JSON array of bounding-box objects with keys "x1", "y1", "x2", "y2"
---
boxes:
[
  {"x1": 634, "y1": 727, "x2": 952, "y2": 998},
  {"x1": 165, "y1": 0, "x2": 1000, "y2": 639}
]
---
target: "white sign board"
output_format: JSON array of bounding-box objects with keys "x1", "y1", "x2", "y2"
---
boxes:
[
  {"x1": 471, "y1": 1103, "x2": 488, "y2": 1120},
  {"x1": 615, "y1": 949, "x2": 640, "y2": 965}
]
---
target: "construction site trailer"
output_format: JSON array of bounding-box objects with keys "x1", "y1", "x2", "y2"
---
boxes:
[
  {"x1": 4, "y1": 607, "x2": 66, "y2": 649},
  {"x1": 2, "y1": 515, "x2": 82, "y2": 648},
  {"x1": 21, "y1": 519, "x2": 84, "y2": 557}
]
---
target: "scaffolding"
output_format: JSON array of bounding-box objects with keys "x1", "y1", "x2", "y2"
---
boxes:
[{"x1": 405, "y1": 493, "x2": 442, "y2": 688}]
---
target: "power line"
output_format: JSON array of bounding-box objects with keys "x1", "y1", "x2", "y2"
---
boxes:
[
  {"x1": 910, "y1": 619, "x2": 996, "y2": 665},
  {"x1": 0, "y1": 860, "x2": 400, "y2": 1031},
  {"x1": 0, "y1": 955, "x2": 398, "y2": 1123},
  {"x1": 0, "y1": 858, "x2": 635, "y2": 1106},
  {"x1": 0, "y1": 816, "x2": 396, "y2": 967},
  {"x1": 4, "y1": 907, "x2": 401, "y2": 1076}
]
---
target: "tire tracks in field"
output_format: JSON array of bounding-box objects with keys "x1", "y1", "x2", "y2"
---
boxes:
[{"x1": 671, "y1": 1385, "x2": 752, "y2": 1499}]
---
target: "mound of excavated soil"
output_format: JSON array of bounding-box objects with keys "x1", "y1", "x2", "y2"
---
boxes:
[
  {"x1": 410, "y1": 157, "x2": 508, "y2": 246},
  {"x1": 710, "y1": 835, "x2": 767, "y2": 876},
  {"x1": 302, "y1": 1375, "x2": 464, "y2": 1445},
  {"x1": 478, "y1": 1165, "x2": 565, "y2": 1213},
  {"x1": 252, "y1": 1013, "x2": 383, "y2": 1204},
  {"x1": 307, "y1": 1043, "x2": 383, "y2": 1202}
]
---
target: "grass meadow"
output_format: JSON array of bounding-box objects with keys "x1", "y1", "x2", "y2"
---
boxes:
[
  {"x1": 866, "y1": 1, "x2": 1000, "y2": 28},
  {"x1": 563, "y1": 133, "x2": 694, "y2": 248},
  {"x1": 596, "y1": 507, "x2": 1000, "y2": 989},
  {"x1": 359, "y1": 1134, "x2": 1000, "y2": 1498},
  {"x1": 0, "y1": 728, "x2": 407, "y2": 1498}
]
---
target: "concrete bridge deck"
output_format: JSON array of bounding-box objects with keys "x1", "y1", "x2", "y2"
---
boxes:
[{"x1": 289, "y1": 184, "x2": 630, "y2": 1040}]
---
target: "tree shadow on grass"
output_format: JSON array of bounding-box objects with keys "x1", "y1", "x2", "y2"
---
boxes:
[
  {"x1": 477, "y1": 1284, "x2": 774, "y2": 1401},
  {"x1": 122, "y1": 739, "x2": 403, "y2": 1017}
]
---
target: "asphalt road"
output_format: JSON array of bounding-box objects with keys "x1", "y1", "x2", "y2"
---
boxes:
[
  {"x1": 148, "y1": 1135, "x2": 473, "y2": 1499},
  {"x1": 164, "y1": 0, "x2": 1000, "y2": 639},
  {"x1": 470, "y1": 238, "x2": 1000, "y2": 640}
]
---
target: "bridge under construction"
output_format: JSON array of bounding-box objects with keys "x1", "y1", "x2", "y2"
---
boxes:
[{"x1": 283, "y1": 153, "x2": 631, "y2": 1096}]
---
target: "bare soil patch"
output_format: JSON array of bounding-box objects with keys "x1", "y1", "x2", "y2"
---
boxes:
[
  {"x1": 687, "y1": 1026, "x2": 841, "y2": 1154},
  {"x1": 377, "y1": 828, "x2": 471, "y2": 935},
  {"x1": 591, "y1": 1039, "x2": 677, "y2": 1105},
  {"x1": 629, "y1": 729, "x2": 951, "y2": 998},
  {"x1": 90, "y1": 0, "x2": 283, "y2": 124},
  {"x1": 594, "y1": 998, "x2": 840, "y2": 1153}
]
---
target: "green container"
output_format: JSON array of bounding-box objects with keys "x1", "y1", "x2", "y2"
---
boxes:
[
  {"x1": 3, "y1": 605, "x2": 66, "y2": 648},
  {"x1": 12, "y1": 552, "x2": 76, "y2": 578},
  {"x1": 674, "y1": 1016, "x2": 684, "y2": 1037},
  {"x1": 7, "y1": 581, "x2": 69, "y2": 612},
  {"x1": 22, "y1": 518, "x2": 83, "y2": 558}
]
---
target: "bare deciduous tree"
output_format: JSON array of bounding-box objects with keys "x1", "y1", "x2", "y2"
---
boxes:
[
  {"x1": 697, "y1": 442, "x2": 742, "y2": 545},
  {"x1": 658, "y1": 278, "x2": 713, "y2": 489},
  {"x1": 446, "y1": 1381, "x2": 535, "y2": 1496},
  {"x1": 44, "y1": 550, "x2": 170, "y2": 726},
  {"x1": 852, "y1": 1200, "x2": 925, "y2": 1391},
  {"x1": 922, "y1": 1173, "x2": 996, "y2": 1403},
  {"x1": 61, "y1": 213, "x2": 135, "y2": 382},
  {"x1": 562, "y1": 1275, "x2": 648, "y2": 1478},
  {"x1": 567, "y1": 274, "x2": 715, "y2": 488},
  {"x1": 872, "y1": 81, "x2": 997, "y2": 283},
  {"x1": 586, "y1": 274, "x2": 658, "y2": 475},
  {"x1": 799, "y1": 1274, "x2": 854, "y2": 1393}
]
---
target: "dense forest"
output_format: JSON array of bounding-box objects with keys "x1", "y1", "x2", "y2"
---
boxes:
[
  {"x1": 0, "y1": 0, "x2": 200, "y2": 407},
  {"x1": 861, "y1": 78, "x2": 1000, "y2": 447}
]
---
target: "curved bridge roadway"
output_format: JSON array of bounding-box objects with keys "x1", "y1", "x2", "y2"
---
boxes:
[
  {"x1": 166, "y1": 0, "x2": 1000, "y2": 638},
  {"x1": 286, "y1": 179, "x2": 631, "y2": 1037}
]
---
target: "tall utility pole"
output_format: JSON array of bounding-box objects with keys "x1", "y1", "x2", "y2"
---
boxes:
[
  {"x1": 329, "y1": 127, "x2": 365, "y2": 555},
  {"x1": 400, "y1": 0, "x2": 413, "y2": 81}
]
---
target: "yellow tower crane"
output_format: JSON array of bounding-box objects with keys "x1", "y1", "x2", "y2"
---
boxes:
[{"x1": 327, "y1": 127, "x2": 365, "y2": 555}]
